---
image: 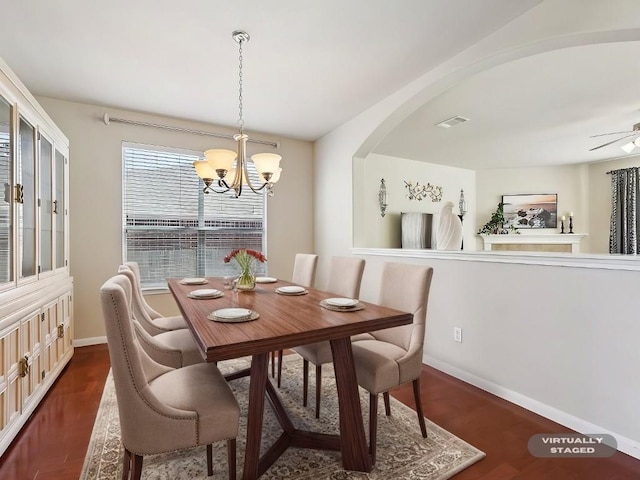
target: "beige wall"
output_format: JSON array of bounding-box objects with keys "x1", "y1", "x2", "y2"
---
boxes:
[
  {"x1": 357, "y1": 154, "x2": 600, "y2": 253},
  {"x1": 355, "y1": 153, "x2": 475, "y2": 249},
  {"x1": 37, "y1": 97, "x2": 314, "y2": 341},
  {"x1": 476, "y1": 164, "x2": 590, "y2": 251}
]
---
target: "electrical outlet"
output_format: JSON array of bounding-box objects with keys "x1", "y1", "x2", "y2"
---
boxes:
[{"x1": 454, "y1": 327, "x2": 462, "y2": 343}]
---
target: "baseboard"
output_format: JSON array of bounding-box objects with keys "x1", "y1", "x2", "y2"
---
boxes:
[
  {"x1": 423, "y1": 354, "x2": 640, "y2": 460},
  {"x1": 73, "y1": 336, "x2": 107, "y2": 347}
]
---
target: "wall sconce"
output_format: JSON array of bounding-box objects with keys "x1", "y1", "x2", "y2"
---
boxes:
[
  {"x1": 459, "y1": 189, "x2": 467, "y2": 219},
  {"x1": 379, "y1": 178, "x2": 388, "y2": 217},
  {"x1": 404, "y1": 181, "x2": 443, "y2": 202}
]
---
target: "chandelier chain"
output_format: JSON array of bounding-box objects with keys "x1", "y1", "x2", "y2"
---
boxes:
[
  {"x1": 238, "y1": 37, "x2": 244, "y2": 133},
  {"x1": 194, "y1": 30, "x2": 281, "y2": 198}
]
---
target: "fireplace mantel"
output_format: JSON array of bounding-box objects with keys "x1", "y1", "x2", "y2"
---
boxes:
[{"x1": 480, "y1": 233, "x2": 587, "y2": 253}]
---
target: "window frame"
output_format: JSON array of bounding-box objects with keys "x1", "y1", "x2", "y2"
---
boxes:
[{"x1": 122, "y1": 141, "x2": 268, "y2": 292}]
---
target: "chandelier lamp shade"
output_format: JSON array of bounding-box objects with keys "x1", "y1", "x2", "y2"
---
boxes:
[{"x1": 193, "y1": 30, "x2": 282, "y2": 197}]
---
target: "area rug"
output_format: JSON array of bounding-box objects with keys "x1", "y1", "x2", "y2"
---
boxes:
[{"x1": 80, "y1": 355, "x2": 484, "y2": 479}]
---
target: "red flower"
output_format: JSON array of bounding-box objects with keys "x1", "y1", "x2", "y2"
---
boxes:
[
  {"x1": 224, "y1": 248, "x2": 266, "y2": 263},
  {"x1": 245, "y1": 249, "x2": 267, "y2": 262},
  {"x1": 223, "y1": 248, "x2": 241, "y2": 263}
]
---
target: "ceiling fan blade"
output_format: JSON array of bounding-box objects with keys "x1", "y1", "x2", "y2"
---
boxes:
[
  {"x1": 590, "y1": 130, "x2": 635, "y2": 138},
  {"x1": 589, "y1": 133, "x2": 638, "y2": 151}
]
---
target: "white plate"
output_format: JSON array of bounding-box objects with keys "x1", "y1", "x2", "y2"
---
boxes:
[
  {"x1": 190, "y1": 288, "x2": 221, "y2": 298},
  {"x1": 276, "y1": 285, "x2": 306, "y2": 294},
  {"x1": 213, "y1": 308, "x2": 252, "y2": 320},
  {"x1": 255, "y1": 276, "x2": 277, "y2": 284},
  {"x1": 325, "y1": 297, "x2": 359, "y2": 308},
  {"x1": 182, "y1": 277, "x2": 207, "y2": 285}
]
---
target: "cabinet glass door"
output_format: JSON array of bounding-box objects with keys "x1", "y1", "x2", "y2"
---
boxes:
[
  {"x1": 39, "y1": 135, "x2": 52, "y2": 273},
  {"x1": 0, "y1": 97, "x2": 11, "y2": 284},
  {"x1": 54, "y1": 150, "x2": 65, "y2": 269},
  {"x1": 18, "y1": 117, "x2": 36, "y2": 279}
]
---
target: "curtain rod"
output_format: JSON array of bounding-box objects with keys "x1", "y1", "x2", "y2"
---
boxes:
[
  {"x1": 102, "y1": 113, "x2": 279, "y2": 149},
  {"x1": 606, "y1": 166, "x2": 640, "y2": 174}
]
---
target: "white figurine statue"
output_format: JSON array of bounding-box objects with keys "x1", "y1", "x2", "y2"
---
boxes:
[{"x1": 436, "y1": 201, "x2": 463, "y2": 250}]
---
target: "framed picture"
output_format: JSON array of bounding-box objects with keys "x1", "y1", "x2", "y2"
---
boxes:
[{"x1": 501, "y1": 194, "x2": 558, "y2": 229}]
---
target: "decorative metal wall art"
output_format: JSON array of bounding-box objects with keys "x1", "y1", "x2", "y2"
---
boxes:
[
  {"x1": 404, "y1": 181, "x2": 443, "y2": 202},
  {"x1": 378, "y1": 178, "x2": 388, "y2": 217}
]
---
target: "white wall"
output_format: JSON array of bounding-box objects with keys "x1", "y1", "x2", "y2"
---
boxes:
[
  {"x1": 353, "y1": 252, "x2": 640, "y2": 455},
  {"x1": 355, "y1": 153, "x2": 475, "y2": 249},
  {"x1": 315, "y1": 0, "x2": 640, "y2": 458},
  {"x1": 37, "y1": 97, "x2": 314, "y2": 341}
]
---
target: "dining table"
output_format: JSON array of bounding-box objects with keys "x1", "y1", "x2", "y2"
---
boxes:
[{"x1": 167, "y1": 277, "x2": 413, "y2": 480}]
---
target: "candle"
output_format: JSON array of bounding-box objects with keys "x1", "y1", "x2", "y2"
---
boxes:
[
  {"x1": 561, "y1": 216, "x2": 566, "y2": 221},
  {"x1": 570, "y1": 212, "x2": 574, "y2": 217}
]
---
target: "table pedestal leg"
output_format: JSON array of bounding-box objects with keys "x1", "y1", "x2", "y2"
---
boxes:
[
  {"x1": 242, "y1": 353, "x2": 269, "y2": 480},
  {"x1": 330, "y1": 337, "x2": 372, "y2": 472}
]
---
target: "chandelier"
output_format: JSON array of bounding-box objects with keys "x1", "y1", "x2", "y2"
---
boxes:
[{"x1": 193, "y1": 30, "x2": 282, "y2": 197}]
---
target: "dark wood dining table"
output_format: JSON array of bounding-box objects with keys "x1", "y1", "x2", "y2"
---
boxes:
[{"x1": 167, "y1": 277, "x2": 412, "y2": 480}]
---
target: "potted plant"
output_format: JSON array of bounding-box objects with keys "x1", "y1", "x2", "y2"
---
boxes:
[{"x1": 477, "y1": 202, "x2": 519, "y2": 235}]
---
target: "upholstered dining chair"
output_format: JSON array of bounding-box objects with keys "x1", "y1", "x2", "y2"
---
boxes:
[
  {"x1": 123, "y1": 262, "x2": 187, "y2": 332},
  {"x1": 100, "y1": 274, "x2": 240, "y2": 480},
  {"x1": 351, "y1": 262, "x2": 434, "y2": 463},
  {"x1": 291, "y1": 253, "x2": 319, "y2": 287},
  {"x1": 272, "y1": 253, "x2": 319, "y2": 384},
  {"x1": 292, "y1": 256, "x2": 365, "y2": 418},
  {"x1": 118, "y1": 267, "x2": 203, "y2": 368}
]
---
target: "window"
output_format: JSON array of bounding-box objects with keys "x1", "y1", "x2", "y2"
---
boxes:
[{"x1": 123, "y1": 143, "x2": 266, "y2": 290}]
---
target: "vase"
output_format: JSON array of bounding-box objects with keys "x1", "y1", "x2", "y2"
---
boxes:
[{"x1": 236, "y1": 270, "x2": 256, "y2": 291}]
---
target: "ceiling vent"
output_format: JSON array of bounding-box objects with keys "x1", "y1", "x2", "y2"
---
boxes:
[{"x1": 435, "y1": 116, "x2": 469, "y2": 128}]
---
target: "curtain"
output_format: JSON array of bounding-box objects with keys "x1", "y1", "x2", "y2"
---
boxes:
[{"x1": 609, "y1": 167, "x2": 640, "y2": 254}]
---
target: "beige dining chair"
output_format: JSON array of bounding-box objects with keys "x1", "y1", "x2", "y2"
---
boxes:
[
  {"x1": 292, "y1": 256, "x2": 365, "y2": 418},
  {"x1": 351, "y1": 262, "x2": 434, "y2": 463},
  {"x1": 123, "y1": 262, "x2": 188, "y2": 332},
  {"x1": 291, "y1": 253, "x2": 319, "y2": 287},
  {"x1": 118, "y1": 267, "x2": 203, "y2": 368},
  {"x1": 100, "y1": 274, "x2": 240, "y2": 480},
  {"x1": 272, "y1": 253, "x2": 319, "y2": 384}
]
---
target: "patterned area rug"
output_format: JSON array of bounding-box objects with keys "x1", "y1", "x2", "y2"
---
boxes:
[{"x1": 80, "y1": 355, "x2": 484, "y2": 479}]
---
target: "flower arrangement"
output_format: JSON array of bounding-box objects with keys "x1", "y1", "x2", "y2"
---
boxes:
[{"x1": 224, "y1": 249, "x2": 267, "y2": 290}]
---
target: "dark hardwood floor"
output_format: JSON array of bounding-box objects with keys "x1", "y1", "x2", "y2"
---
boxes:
[
  {"x1": 1, "y1": 344, "x2": 639, "y2": 479},
  {"x1": 0, "y1": 344, "x2": 112, "y2": 480}
]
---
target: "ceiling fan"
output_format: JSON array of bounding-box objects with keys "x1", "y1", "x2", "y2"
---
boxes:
[{"x1": 589, "y1": 122, "x2": 640, "y2": 152}]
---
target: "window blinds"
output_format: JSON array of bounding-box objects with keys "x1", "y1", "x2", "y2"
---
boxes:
[{"x1": 122, "y1": 144, "x2": 266, "y2": 289}]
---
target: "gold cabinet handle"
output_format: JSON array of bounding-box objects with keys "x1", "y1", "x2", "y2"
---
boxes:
[
  {"x1": 57, "y1": 324, "x2": 64, "y2": 338},
  {"x1": 14, "y1": 184, "x2": 24, "y2": 204},
  {"x1": 19, "y1": 355, "x2": 30, "y2": 378}
]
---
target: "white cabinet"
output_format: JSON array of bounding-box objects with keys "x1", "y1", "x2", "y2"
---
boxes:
[
  {"x1": 19, "y1": 307, "x2": 42, "y2": 409},
  {"x1": 0, "y1": 322, "x2": 20, "y2": 431},
  {"x1": 0, "y1": 55, "x2": 72, "y2": 456},
  {"x1": 42, "y1": 291, "x2": 72, "y2": 375}
]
